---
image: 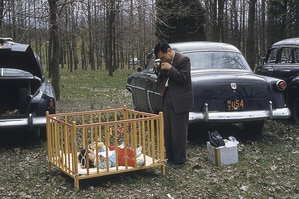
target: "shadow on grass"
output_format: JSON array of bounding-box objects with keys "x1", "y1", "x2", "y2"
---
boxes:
[
  {"x1": 0, "y1": 128, "x2": 42, "y2": 148},
  {"x1": 187, "y1": 122, "x2": 265, "y2": 145},
  {"x1": 49, "y1": 167, "x2": 161, "y2": 191}
]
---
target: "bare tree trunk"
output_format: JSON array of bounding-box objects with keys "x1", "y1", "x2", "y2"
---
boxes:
[
  {"x1": 295, "y1": 1, "x2": 299, "y2": 37},
  {"x1": 0, "y1": 0, "x2": 4, "y2": 35},
  {"x1": 87, "y1": 0, "x2": 95, "y2": 70},
  {"x1": 218, "y1": 0, "x2": 224, "y2": 42},
  {"x1": 68, "y1": 41, "x2": 73, "y2": 72},
  {"x1": 104, "y1": 0, "x2": 117, "y2": 76},
  {"x1": 129, "y1": 0, "x2": 134, "y2": 69},
  {"x1": 260, "y1": 0, "x2": 266, "y2": 52},
  {"x1": 81, "y1": 37, "x2": 87, "y2": 70},
  {"x1": 73, "y1": 39, "x2": 79, "y2": 70},
  {"x1": 240, "y1": 0, "x2": 246, "y2": 54},
  {"x1": 112, "y1": 23, "x2": 117, "y2": 72},
  {"x1": 246, "y1": 0, "x2": 256, "y2": 70},
  {"x1": 48, "y1": 0, "x2": 60, "y2": 100},
  {"x1": 211, "y1": 0, "x2": 219, "y2": 41},
  {"x1": 255, "y1": 0, "x2": 266, "y2": 68},
  {"x1": 231, "y1": 0, "x2": 240, "y2": 49}
]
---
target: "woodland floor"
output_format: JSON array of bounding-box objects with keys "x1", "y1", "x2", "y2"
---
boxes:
[{"x1": 0, "y1": 93, "x2": 298, "y2": 199}]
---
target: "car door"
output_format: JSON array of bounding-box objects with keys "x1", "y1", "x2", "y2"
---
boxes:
[{"x1": 144, "y1": 57, "x2": 163, "y2": 113}]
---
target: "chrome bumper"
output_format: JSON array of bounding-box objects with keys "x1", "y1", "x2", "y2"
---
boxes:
[
  {"x1": 189, "y1": 102, "x2": 291, "y2": 123},
  {"x1": 0, "y1": 114, "x2": 46, "y2": 128}
]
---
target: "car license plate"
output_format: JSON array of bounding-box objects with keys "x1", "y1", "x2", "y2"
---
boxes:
[{"x1": 227, "y1": 99, "x2": 244, "y2": 111}]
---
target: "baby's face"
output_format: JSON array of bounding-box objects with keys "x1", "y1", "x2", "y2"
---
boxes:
[{"x1": 88, "y1": 151, "x2": 96, "y2": 161}]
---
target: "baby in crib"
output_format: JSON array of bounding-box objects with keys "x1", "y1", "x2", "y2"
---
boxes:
[{"x1": 78, "y1": 142, "x2": 144, "y2": 169}]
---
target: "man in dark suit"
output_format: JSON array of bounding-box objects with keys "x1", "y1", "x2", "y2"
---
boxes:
[{"x1": 154, "y1": 41, "x2": 194, "y2": 169}]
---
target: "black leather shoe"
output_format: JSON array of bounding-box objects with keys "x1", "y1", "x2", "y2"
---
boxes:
[{"x1": 173, "y1": 163, "x2": 184, "y2": 169}]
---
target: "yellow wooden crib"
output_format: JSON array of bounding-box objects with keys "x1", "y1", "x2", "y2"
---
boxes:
[{"x1": 46, "y1": 106, "x2": 165, "y2": 190}]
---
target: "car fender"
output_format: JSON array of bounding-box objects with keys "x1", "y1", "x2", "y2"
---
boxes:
[
  {"x1": 285, "y1": 76, "x2": 299, "y2": 108},
  {"x1": 288, "y1": 76, "x2": 299, "y2": 86}
]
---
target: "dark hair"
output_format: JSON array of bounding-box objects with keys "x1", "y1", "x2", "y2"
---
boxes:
[
  {"x1": 154, "y1": 41, "x2": 171, "y2": 58},
  {"x1": 78, "y1": 149, "x2": 94, "y2": 168}
]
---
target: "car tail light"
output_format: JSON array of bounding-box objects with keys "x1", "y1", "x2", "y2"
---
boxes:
[
  {"x1": 276, "y1": 80, "x2": 287, "y2": 91},
  {"x1": 49, "y1": 98, "x2": 54, "y2": 108},
  {"x1": 49, "y1": 98, "x2": 56, "y2": 113}
]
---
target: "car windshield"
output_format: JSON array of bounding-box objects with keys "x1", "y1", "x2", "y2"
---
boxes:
[{"x1": 184, "y1": 51, "x2": 251, "y2": 70}]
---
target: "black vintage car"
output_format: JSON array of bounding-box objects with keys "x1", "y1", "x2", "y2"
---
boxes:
[
  {"x1": 0, "y1": 38, "x2": 56, "y2": 136},
  {"x1": 126, "y1": 41, "x2": 291, "y2": 137},
  {"x1": 255, "y1": 38, "x2": 299, "y2": 125}
]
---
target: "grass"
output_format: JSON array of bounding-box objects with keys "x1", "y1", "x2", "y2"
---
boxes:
[
  {"x1": 58, "y1": 68, "x2": 136, "y2": 111},
  {"x1": 60, "y1": 68, "x2": 135, "y2": 92},
  {"x1": 0, "y1": 68, "x2": 298, "y2": 198},
  {"x1": 56, "y1": 69, "x2": 299, "y2": 198},
  {"x1": 56, "y1": 70, "x2": 299, "y2": 198},
  {"x1": 60, "y1": 68, "x2": 135, "y2": 98}
]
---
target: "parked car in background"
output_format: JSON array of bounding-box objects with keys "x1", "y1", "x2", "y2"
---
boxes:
[
  {"x1": 126, "y1": 41, "x2": 290, "y2": 138},
  {"x1": 128, "y1": 58, "x2": 140, "y2": 66},
  {"x1": 0, "y1": 38, "x2": 56, "y2": 137},
  {"x1": 255, "y1": 38, "x2": 299, "y2": 125}
]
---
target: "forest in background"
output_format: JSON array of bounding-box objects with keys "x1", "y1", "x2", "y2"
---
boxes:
[{"x1": 0, "y1": 0, "x2": 299, "y2": 99}]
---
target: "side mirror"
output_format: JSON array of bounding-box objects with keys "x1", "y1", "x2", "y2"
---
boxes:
[
  {"x1": 147, "y1": 52, "x2": 153, "y2": 59},
  {"x1": 137, "y1": 66, "x2": 142, "y2": 72},
  {"x1": 258, "y1": 54, "x2": 266, "y2": 60}
]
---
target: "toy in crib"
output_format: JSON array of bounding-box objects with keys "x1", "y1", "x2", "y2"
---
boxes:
[{"x1": 78, "y1": 142, "x2": 144, "y2": 169}]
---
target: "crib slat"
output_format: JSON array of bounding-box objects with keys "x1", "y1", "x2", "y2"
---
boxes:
[{"x1": 46, "y1": 107, "x2": 165, "y2": 190}]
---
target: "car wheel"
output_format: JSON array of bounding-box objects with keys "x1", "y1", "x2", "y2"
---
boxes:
[
  {"x1": 241, "y1": 120, "x2": 264, "y2": 140},
  {"x1": 292, "y1": 96, "x2": 299, "y2": 125},
  {"x1": 36, "y1": 127, "x2": 47, "y2": 141}
]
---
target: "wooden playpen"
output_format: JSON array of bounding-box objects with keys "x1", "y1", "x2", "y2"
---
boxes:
[{"x1": 46, "y1": 106, "x2": 165, "y2": 190}]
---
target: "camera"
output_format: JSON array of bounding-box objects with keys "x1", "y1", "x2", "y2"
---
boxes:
[{"x1": 154, "y1": 59, "x2": 162, "y2": 67}]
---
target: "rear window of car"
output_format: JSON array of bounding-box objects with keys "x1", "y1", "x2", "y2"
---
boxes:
[
  {"x1": 266, "y1": 47, "x2": 299, "y2": 64},
  {"x1": 184, "y1": 51, "x2": 251, "y2": 70}
]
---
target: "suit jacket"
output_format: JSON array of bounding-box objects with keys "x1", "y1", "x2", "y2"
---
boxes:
[{"x1": 166, "y1": 52, "x2": 194, "y2": 113}]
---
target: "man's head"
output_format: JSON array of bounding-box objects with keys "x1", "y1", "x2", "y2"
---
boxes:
[{"x1": 154, "y1": 41, "x2": 174, "y2": 63}]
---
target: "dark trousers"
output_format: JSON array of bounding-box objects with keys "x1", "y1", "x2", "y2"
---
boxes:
[{"x1": 162, "y1": 90, "x2": 189, "y2": 164}]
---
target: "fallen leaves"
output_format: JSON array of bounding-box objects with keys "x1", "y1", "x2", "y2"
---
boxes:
[
  {"x1": 0, "y1": 102, "x2": 298, "y2": 198},
  {"x1": 270, "y1": 165, "x2": 278, "y2": 171},
  {"x1": 239, "y1": 185, "x2": 249, "y2": 191}
]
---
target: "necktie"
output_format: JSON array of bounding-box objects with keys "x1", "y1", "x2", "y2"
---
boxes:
[{"x1": 160, "y1": 77, "x2": 168, "y2": 96}]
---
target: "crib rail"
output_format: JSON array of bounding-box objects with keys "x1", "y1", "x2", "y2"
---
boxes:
[{"x1": 46, "y1": 106, "x2": 165, "y2": 190}]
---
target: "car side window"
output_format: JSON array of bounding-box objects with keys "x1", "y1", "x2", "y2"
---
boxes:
[
  {"x1": 280, "y1": 47, "x2": 292, "y2": 63},
  {"x1": 267, "y1": 48, "x2": 277, "y2": 63},
  {"x1": 295, "y1": 48, "x2": 299, "y2": 63}
]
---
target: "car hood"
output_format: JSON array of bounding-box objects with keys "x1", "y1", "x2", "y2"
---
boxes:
[{"x1": 0, "y1": 41, "x2": 43, "y2": 78}]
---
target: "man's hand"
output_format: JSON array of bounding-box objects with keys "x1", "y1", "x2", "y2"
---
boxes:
[
  {"x1": 161, "y1": 62, "x2": 172, "y2": 70},
  {"x1": 153, "y1": 59, "x2": 172, "y2": 70}
]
